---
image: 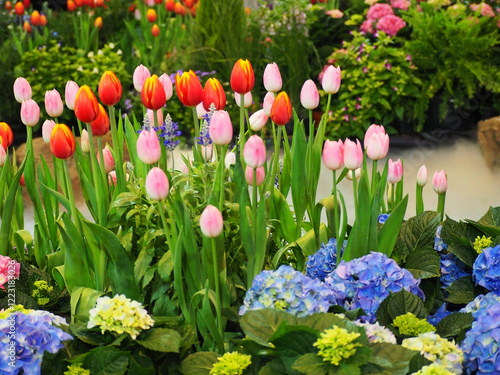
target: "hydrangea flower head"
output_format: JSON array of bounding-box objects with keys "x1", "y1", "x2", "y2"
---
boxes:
[
  {"x1": 0, "y1": 255, "x2": 20, "y2": 289},
  {"x1": 460, "y1": 291, "x2": 500, "y2": 318},
  {"x1": 305, "y1": 238, "x2": 346, "y2": 281},
  {"x1": 239, "y1": 265, "x2": 334, "y2": 317},
  {"x1": 434, "y1": 225, "x2": 448, "y2": 252},
  {"x1": 64, "y1": 364, "x2": 91, "y2": 375},
  {"x1": 440, "y1": 253, "x2": 471, "y2": 290},
  {"x1": 87, "y1": 294, "x2": 154, "y2": 339},
  {"x1": 413, "y1": 363, "x2": 456, "y2": 375},
  {"x1": 314, "y1": 326, "x2": 362, "y2": 365},
  {"x1": 376, "y1": 15, "x2": 406, "y2": 36},
  {"x1": 210, "y1": 352, "x2": 251, "y2": 375},
  {"x1": 366, "y1": 3, "x2": 394, "y2": 20},
  {"x1": 473, "y1": 245, "x2": 500, "y2": 291},
  {"x1": 428, "y1": 303, "x2": 453, "y2": 326},
  {"x1": 353, "y1": 320, "x2": 397, "y2": 344},
  {"x1": 473, "y1": 236, "x2": 493, "y2": 254},
  {"x1": 392, "y1": 312, "x2": 435, "y2": 336}
]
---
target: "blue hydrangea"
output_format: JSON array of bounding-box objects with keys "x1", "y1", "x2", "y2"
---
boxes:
[
  {"x1": 461, "y1": 302, "x2": 500, "y2": 374},
  {"x1": 378, "y1": 213, "x2": 390, "y2": 224},
  {"x1": 435, "y1": 225, "x2": 448, "y2": 252},
  {"x1": 428, "y1": 303, "x2": 454, "y2": 326},
  {"x1": 305, "y1": 238, "x2": 347, "y2": 281},
  {"x1": 0, "y1": 310, "x2": 72, "y2": 374},
  {"x1": 460, "y1": 292, "x2": 500, "y2": 318},
  {"x1": 239, "y1": 265, "x2": 334, "y2": 317},
  {"x1": 440, "y1": 253, "x2": 471, "y2": 289},
  {"x1": 323, "y1": 252, "x2": 425, "y2": 323},
  {"x1": 473, "y1": 245, "x2": 500, "y2": 292}
]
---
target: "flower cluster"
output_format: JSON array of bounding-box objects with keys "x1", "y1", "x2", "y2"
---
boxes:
[
  {"x1": 460, "y1": 292, "x2": 500, "y2": 317},
  {"x1": 413, "y1": 363, "x2": 456, "y2": 375},
  {"x1": 473, "y1": 245, "x2": 500, "y2": 291},
  {"x1": 428, "y1": 303, "x2": 453, "y2": 326},
  {"x1": 360, "y1": 3, "x2": 407, "y2": 36},
  {"x1": 0, "y1": 255, "x2": 20, "y2": 290},
  {"x1": 210, "y1": 352, "x2": 252, "y2": 375},
  {"x1": 87, "y1": 294, "x2": 155, "y2": 339},
  {"x1": 378, "y1": 213, "x2": 390, "y2": 224},
  {"x1": 323, "y1": 252, "x2": 424, "y2": 322},
  {"x1": 392, "y1": 312, "x2": 435, "y2": 336},
  {"x1": 64, "y1": 364, "x2": 91, "y2": 375},
  {"x1": 434, "y1": 225, "x2": 448, "y2": 252},
  {"x1": 402, "y1": 332, "x2": 464, "y2": 374},
  {"x1": 314, "y1": 326, "x2": 362, "y2": 366},
  {"x1": 0, "y1": 307, "x2": 72, "y2": 374},
  {"x1": 239, "y1": 265, "x2": 333, "y2": 317},
  {"x1": 353, "y1": 320, "x2": 397, "y2": 344},
  {"x1": 31, "y1": 280, "x2": 54, "y2": 306},
  {"x1": 305, "y1": 238, "x2": 346, "y2": 281},
  {"x1": 440, "y1": 253, "x2": 471, "y2": 290},
  {"x1": 473, "y1": 236, "x2": 493, "y2": 254},
  {"x1": 158, "y1": 114, "x2": 182, "y2": 151}
]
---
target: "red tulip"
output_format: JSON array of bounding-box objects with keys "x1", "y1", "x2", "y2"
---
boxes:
[
  {"x1": 67, "y1": 0, "x2": 76, "y2": 11},
  {"x1": 151, "y1": 24, "x2": 160, "y2": 37},
  {"x1": 98, "y1": 71, "x2": 122, "y2": 106},
  {"x1": 165, "y1": 0, "x2": 174, "y2": 11},
  {"x1": 141, "y1": 75, "x2": 167, "y2": 110},
  {"x1": 50, "y1": 123, "x2": 76, "y2": 159},
  {"x1": 4, "y1": 2, "x2": 13, "y2": 11},
  {"x1": 0, "y1": 122, "x2": 14, "y2": 148},
  {"x1": 14, "y1": 1, "x2": 25, "y2": 15},
  {"x1": 203, "y1": 77, "x2": 226, "y2": 111},
  {"x1": 91, "y1": 104, "x2": 110, "y2": 136},
  {"x1": 175, "y1": 70, "x2": 204, "y2": 107},
  {"x1": 30, "y1": 10, "x2": 41, "y2": 26},
  {"x1": 270, "y1": 91, "x2": 292, "y2": 126},
  {"x1": 146, "y1": 8, "x2": 157, "y2": 22},
  {"x1": 74, "y1": 85, "x2": 100, "y2": 123},
  {"x1": 230, "y1": 59, "x2": 255, "y2": 94}
]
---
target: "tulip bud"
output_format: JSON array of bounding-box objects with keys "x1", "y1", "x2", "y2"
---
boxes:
[
  {"x1": 243, "y1": 135, "x2": 266, "y2": 168},
  {"x1": 230, "y1": 59, "x2": 255, "y2": 94},
  {"x1": 0, "y1": 144, "x2": 6, "y2": 167},
  {"x1": 30, "y1": 10, "x2": 41, "y2": 26},
  {"x1": 98, "y1": 71, "x2": 122, "y2": 106},
  {"x1": 44, "y1": 89, "x2": 64, "y2": 118},
  {"x1": 23, "y1": 21, "x2": 32, "y2": 34},
  {"x1": 74, "y1": 85, "x2": 100, "y2": 123},
  {"x1": 417, "y1": 165, "x2": 428, "y2": 187},
  {"x1": 133, "y1": 64, "x2": 151, "y2": 93},
  {"x1": 146, "y1": 8, "x2": 157, "y2": 22},
  {"x1": 200, "y1": 144, "x2": 213, "y2": 162},
  {"x1": 209, "y1": 110, "x2": 233, "y2": 145},
  {"x1": 91, "y1": 104, "x2": 110, "y2": 136},
  {"x1": 234, "y1": 92, "x2": 252, "y2": 108},
  {"x1": 20, "y1": 99, "x2": 40, "y2": 127},
  {"x1": 97, "y1": 146, "x2": 115, "y2": 173},
  {"x1": 245, "y1": 165, "x2": 265, "y2": 186},
  {"x1": 65, "y1": 80, "x2": 79, "y2": 110},
  {"x1": 262, "y1": 91, "x2": 274, "y2": 116},
  {"x1": 270, "y1": 91, "x2": 292, "y2": 126},
  {"x1": 387, "y1": 159, "x2": 403, "y2": 184},
  {"x1": 50, "y1": 123, "x2": 76, "y2": 159},
  {"x1": 42, "y1": 119, "x2": 56, "y2": 143},
  {"x1": 432, "y1": 170, "x2": 447, "y2": 194},
  {"x1": 322, "y1": 139, "x2": 344, "y2": 171},
  {"x1": 365, "y1": 131, "x2": 389, "y2": 161},
  {"x1": 199, "y1": 205, "x2": 223, "y2": 238},
  {"x1": 13, "y1": 77, "x2": 32, "y2": 103},
  {"x1": 80, "y1": 129, "x2": 90, "y2": 153},
  {"x1": 151, "y1": 24, "x2": 160, "y2": 37},
  {"x1": 300, "y1": 79, "x2": 320, "y2": 110},
  {"x1": 343, "y1": 138, "x2": 363, "y2": 170},
  {"x1": 94, "y1": 16, "x2": 103, "y2": 29},
  {"x1": 263, "y1": 62, "x2": 282, "y2": 93},
  {"x1": 225, "y1": 151, "x2": 236, "y2": 168},
  {"x1": 196, "y1": 102, "x2": 208, "y2": 119},
  {"x1": 14, "y1": 1, "x2": 24, "y2": 16},
  {"x1": 39, "y1": 13, "x2": 47, "y2": 26},
  {"x1": 165, "y1": 0, "x2": 175, "y2": 11},
  {"x1": 108, "y1": 170, "x2": 117, "y2": 186},
  {"x1": 137, "y1": 128, "x2": 161, "y2": 164},
  {"x1": 249, "y1": 109, "x2": 269, "y2": 131},
  {"x1": 0, "y1": 122, "x2": 14, "y2": 149},
  {"x1": 346, "y1": 168, "x2": 361, "y2": 181},
  {"x1": 145, "y1": 167, "x2": 170, "y2": 200},
  {"x1": 203, "y1": 78, "x2": 226, "y2": 111},
  {"x1": 321, "y1": 65, "x2": 341, "y2": 94},
  {"x1": 175, "y1": 70, "x2": 204, "y2": 107},
  {"x1": 364, "y1": 124, "x2": 386, "y2": 149},
  {"x1": 159, "y1": 73, "x2": 173, "y2": 100}
]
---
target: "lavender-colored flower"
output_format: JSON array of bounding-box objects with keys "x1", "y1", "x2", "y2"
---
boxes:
[
  {"x1": 428, "y1": 302, "x2": 454, "y2": 326},
  {"x1": 440, "y1": 253, "x2": 471, "y2": 289},
  {"x1": 158, "y1": 114, "x2": 181, "y2": 151},
  {"x1": 378, "y1": 213, "x2": 390, "y2": 224},
  {"x1": 473, "y1": 245, "x2": 500, "y2": 292},
  {"x1": 306, "y1": 238, "x2": 347, "y2": 281},
  {"x1": 435, "y1": 225, "x2": 448, "y2": 252}
]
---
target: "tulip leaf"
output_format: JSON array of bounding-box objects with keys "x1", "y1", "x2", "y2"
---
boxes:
[
  {"x1": 291, "y1": 114, "x2": 308, "y2": 231},
  {"x1": 378, "y1": 195, "x2": 408, "y2": 257}
]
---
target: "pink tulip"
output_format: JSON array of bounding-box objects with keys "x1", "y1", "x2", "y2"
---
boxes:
[
  {"x1": 65, "y1": 81, "x2": 79, "y2": 110},
  {"x1": 364, "y1": 124, "x2": 386, "y2": 148},
  {"x1": 263, "y1": 92, "x2": 275, "y2": 116},
  {"x1": 243, "y1": 135, "x2": 266, "y2": 168},
  {"x1": 263, "y1": 62, "x2": 282, "y2": 93},
  {"x1": 432, "y1": 170, "x2": 447, "y2": 194},
  {"x1": 346, "y1": 168, "x2": 361, "y2": 181},
  {"x1": 417, "y1": 165, "x2": 427, "y2": 187},
  {"x1": 196, "y1": 102, "x2": 208, "y2": 119},
  {"x1": 20, "y1": 99, "x2": 40, "y2": 127},
  {"x1": 80, "y1": 129, "x2": 90, "y2": 153},
  {"x1": 146, "y1": 108, "x2": 164, "y2": 127},
  {"x1": 300, "y1": 79, "x2": 320, "y2": 110},
  {"x1": 45, "y1": 89, "x2": 64, "y2": 118},
  {"x1": 199, "y1": 205, "x2": 224, "y2": 238},
  {"x1": 137, "y1": 128, "x2": 161, "y2": 164},
  {"x1": 321, "y1": 65, "x2": 342, "y2": 94},
  {"x1": 13, "y1": 77, "x2": 32, "y2": 103},
  {"x1": 42, "y1": 119, "x2": 56, "y2": 143},
  {"x1": 145, "y1": 167, "x2": 170, "y2": 200},
  {"x1": 322, "y1": 139, "x2": 344, "y2": 171},
  {"x1": 159, "y1": 73, "x2": 173, "y2": 100},
  {"x1": 209, "y1": 110, "x2": 233, "y2": 145},
  {"x1": 133, "y1": 64, "x2": 151, "y2": 93},
  {"x1": 245, "y1": 165, "x2": 265, "y2": 186},
  {"x1": 365, "y1": 131, "x2": 389, "y2": 160},
  {"x1": 225, "y1": 151, "x2": 236, "y2": 168},
  {"x1": 201, "y1": 144, "x2": 214, "y2": 162},
  {"x1": 108, "y1": 171, "x2": 117, "y2": 186},
  {"x1": 234, "y1": 92, "x2": 253, "y2": 108},
  {"x1": 0, "y1": 145, "x2": 6, "y2": 167},
  {"x1": 387, "y1": 159, "x2": 403, "y2": 184},
  {"x1": 97, "y1": 146, "x2": 115, "y2": 173},
  {"x1": 249, "y1": 109, "x2": 269, "y2": 131},
  {"x1": 343, "y1": 138, "x2": 363, "y2": 170}
]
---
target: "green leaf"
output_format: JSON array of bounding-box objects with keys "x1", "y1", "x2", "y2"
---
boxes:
[
  {"x1": 240, "y1": 309, "x2": 298, "y2": 346},
  {"x1": 128, "y1": 353, "x2": 155, "y2": 375},
  {"x1": 445, "y1": 277, "x2": 478, "y2": 305},
  {"x1": 83, "y1": 346, "x2": 129, "y2": 375},
  {"x1": 404, "y1": 248, "x2": 441, "y2": 279},
  {"x1": 297, "y1": 313, "x2": 345, "y2": 332},
  {"x1": 272, "y1": 188, "x2": 298, "y2": 243},
  {"x1": 136, "y1": 328, "x2": 181, "y2": 353},
  {"x1": 377, "y1": 290, "x2": 427, "y2": 327},
  {"x1": 292, "y1": 353, "x2": 330, "y2": 375},
  {"x1": 477, "y1": 206, "x2": 500, "y2": 227},
  {"x1": 378, "y1": 195, "x2": 408, "y2": 257},
  {"x1": 399, "y1": 211, "x2": 441, "y2": 256},
  {"x1": 259, "y1": 359, "x2": 295, "y2": 375},
  {"x1": 270, "y1": 323, "x2": 319, "y2": 359},
  {"x1": 436, "y1": 312, "x2": 473, "y2": 338},
  {"x1": 180, "y1": 352, "x2": 219, "y2": 375},
  {"x1": 367, "y1": 343, "x2": 416, "y2": 375},
  {"x1": 291, "y1": 117, "x2": 308, "y2": 226}
]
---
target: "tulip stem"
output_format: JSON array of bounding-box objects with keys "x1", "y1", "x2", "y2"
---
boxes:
[
  {"x1": 108, "y1": 105, "x2": 126, "y2": 193},
  {"x1": 437, "y1": 192, "x2": 446, "y2": 221},
  {"x1": 332, "y1": 170, "x2": 341, "y2": 242},
  {"x1": 239, "y1": 95, "x2": 246, "y2": 165},
  {"x1": 371, "y1": 160, "x2": 378, "y2": 196},
  {"x1": 352, "y1": 170, "x2": 358, "y2": 214},
  {"x1": 416, "y1": 184, "x2": 424, "y2": 215},
  {"x1": 192, "y1": 107, "x2": 201, "y2": 163},
  {"x1": 210, "y1": 237, "x2": 223, "y2": 342}
]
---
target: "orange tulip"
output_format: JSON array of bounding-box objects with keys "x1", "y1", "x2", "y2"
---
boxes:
[
  {"x1": 50, "y1": 123, "x2": 76, "y2": 159},
  {"x1": 67, "y1": 0, "x2": 76, "y2": 11},
  {"x1": 98, "y1": 71, "x2": 122, "y2": 106},
  {"x1": 183, "y1": 0, "x2": 193, "y2": 7},
  {"x1": 141, "y1": 75, "x2": 167, "y2": 110},
  {"x1": 173, "y1": 2, "x2": 186, "y2": 15},
  {"x1": 270, "y1": 91, "x2": 293, "y2": 126},
  {"x1": 151, "y1": 24, "x2": 160, "y2": 37},
  {"x1": 175, "y1": 70, "x2": 204, "y2": 107},
  {"x1": 94, "y1": 16, "x2": 103, "y2": 29},
  {"x1": 146, "y1": 8, "x2": 157, "y2": 22},
  {"x1": 4, "y1": 1, "x2": 13, "y2": 11},
  {"x1": 14, "y1": 1, "x2": 24, "y2": 15},
  {"x1": 230, "y1": 59, "x2": 255, "y2": 94},
  {"x1": 39, "y1": 13, "x2": 47, "y2": 26},
  {"x1": 74, "y1": 85, "x2": 100, "y2": 123},
  {"x1": 0, "y1": 122, "x2": 14, "y2": 148},
  {"x1": 0, "y1": 136, "x2": 6, "y2": 153},
  {"x1": 203, "y1": 78, "x2": 226, "y2": 111},
  {"x1": 165, "y1": 0, "x2": 174, "y2": 11},
  {"x1": 95, "y1": 0, "x2": 104, "y2": 6},
  {"x1": 30, "y1": 10, "x2": 41, "y2": 26},
  {"x1": 91, "y1": 104, "x2": 110, "y2": 136},
  {"x1": 74, "y1": 0, "x2": 83, "y2": 7}
]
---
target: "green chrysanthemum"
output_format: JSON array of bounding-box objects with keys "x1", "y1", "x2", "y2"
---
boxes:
[
  {"x1": 393, "y1": 312, "x2": 435, "y2": 336},
  {"x1": 314, "y1": 326, "x2": 361, "y2": 365},
  {"x1": 210, "y1": 352, "x2": 252, "y2": 375}
]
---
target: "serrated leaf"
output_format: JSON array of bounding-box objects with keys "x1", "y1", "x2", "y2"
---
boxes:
[
  {"x1": 270, "y1": 323, "x2": 319, "y2": 359},
  {"x1": 436, "y1": 312, "x2": 473, "y2": 338},
  {"x1": 368, "y1": 343, "x2": 416, "y2": 375},
  {"x1": 136, "y1": 328, "x2": 181, "y2": 353},
  {"x1": 259, "y1": 359, "x2": 295, "y2": 375},
  {"x1": 240, "y1": 309, "x2": 298, "y2": 346},
  {"x1": 83, "y1": 347, "x2": 129, "y2": 375},
  {"x1": 292, "y1": 353, "x2": 330, "y2": 375},
  {"x1": 377, "y1": 290, "x2": 427, "y2": 326},
  {"x1": 478, "y1": 207, "x2": 500, "y2": 227},
  {"x1": 400, "y1": 211, "x2": 441, "y2": 254},
  {"x1": 297, "y1": 313, "x2": 344, "y2": 332},
  {"x1": 405, "y1": 248, "x2": 440, "y2": 279},
  {"x1": 180, "y1": 352, "x2": 219, "y2": 375},
  {"x1": 445, "y1": 277, "x2": 478, "y2": 304}
]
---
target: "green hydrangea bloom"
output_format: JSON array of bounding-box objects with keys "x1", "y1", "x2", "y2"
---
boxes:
[
  {"x1": 314, "y1": 326, "x2": 361, "y2": 366},
  {"x1": 393, "y1": 312, "x2": 435, "y2": 336},
  {"x1": 473, "y1": 235, "x2": 492, "y2": 254},
  {"x1": 32, "y1": 280, "x2": 54, "y2": 306},
  {"x1": 413, "y1": 363, "x2": 455, "y2": 375},
  {"x1": 0, "y1": 304, "x2": 32, "y2": 319},
  {"x1": 210, "y1": 352, "x2": 252, "y2": 375},
  {"x1": 64, "y1": 364, "x2": 91, "y2": 375}
]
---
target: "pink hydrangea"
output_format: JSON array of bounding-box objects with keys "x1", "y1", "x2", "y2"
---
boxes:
[
  {"x1": 360, "y1": 19, "x2": 375, "y2": 33},
  {"x1": 376, "y1": 14, "x2": 407, "y2": 36},
  {"x1": 390, "y1": 0, "x2": 410, "y2": 10},
  {"x1": 0, "y1": 255, "x2": 20, "y2": 289},
  {"x1": 367, "y1": 3, "x2": 394, "y2": 20},
  {"x1": 470, "y1": 2, "x2": 495, "y2": 17}
]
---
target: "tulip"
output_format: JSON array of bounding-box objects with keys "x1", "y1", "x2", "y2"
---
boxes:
[
  {"x1": 203, "y1": 78, "x2": 226, "y2": 111},
  {"x1": 175, "y1": 70, "x2": 204, "y2": 107},
  {"x1": 230, "y1": 59, "x2": 255, "y2": 94},
  {"x1": 108, "y1": 171, "x2": 117, "y2": 186},
  {"x1": 387, "y1": 159, "x2": 403, "y2": 184},
  {"x1": 165, "y1": 0, "x2": 175, "y2": 11},
  {"x1": 322, "y1": 140, "x2": 344, "y2": 171},
  {"x1": 50, "y1": 123, "x2": 76, "y2": 159},
  {"x1": 199, "y1": 205, "x2": 223, "y2": 238},
  {"x1": 137, "y1": 128, "x2": 161, "y2": 164},
  {"x1": 44, "y1": 89, "x2": 64, "y2": 118},
  {"x1": 343, "y1": 138, "x2": 363, "y2": 170},
  {"x1": 146, "y1": 8, "x2": 157, "y2": 22},
  {"x1": 23, "y1": 21, "x2": 32, "y2": 34},
  {"x1": 91, "y1": 104, "x2": 110, "y2": 136},
  {"x1": 14, "y1": 1, "x2": 24, "y2": 15},
  {"x1": 300, "y1": 79, "x2": 320, "y2": 110},
  {"x1": 145, "y1": 167, "x2": 170, "y2": 200},
  {"x1": 133, "y1": 64, "x2": 151, "y2": 93},
  {"x1": 42, "y1": 119, "x2": 56, "y2": 143},
  {"x1": 432, "y1": 170, "x2": 447, "y2": 194},
  {"x1": 142, "y1": 75, "x2": 167, "y2": 110},
  {"x1": 417, "y1": 165, "x2": 428, "y2": 187},
  {"x1": 67, "y1": 0, "x2": 76, "y2": 11},
  {"x1": 262, "y1": 91, "x2": 274, "y2": 116},
  {"x1": 20, "y1": 99, "x2": 40, "y2": 127},
  {"x1": 151, "y1": 24, "x2": 160, "y2": 37},
  {"x1": 30, "y1": 10, "x2": 41, "y2": 26},
  {"x1": 346, "y1": 168, "x2": 361, "y2": 181},
  {"x1": 249, "y1": 109, "x2": 269, "y2": 131},
  {"x1": 243, "y1": 135, "x2": 266, "y2": 168},
  {"x1": 0, "y1": 122, "x2": 14, "y2": 148},
  {"x1": 97, "y1": 146, "x2": 115, "y2": 173},
  {"x1": 13, "y1": 77, "x2": 32, "y2": 103},
  {"x1": 234, "y1": 92, "x2": 252, "y2": 108},
  {"x1": 0, "y1": 144, "x2": 6, "y2": 167},
  {"x1": 196, "y1": 103, "x2": 207, "y2": 119},
  {"x1": 39, "y1": 13, "x2": 47, "y2": 26},
  {"x1": 74, "y1": 85, "x2": 100, "y2": 123},
  {"x1": 159, "y1": 73, "x2": 173, "y2": 100},
  {"x1": 98, "y1": 71, "x2": 122, "y2": 106},
  {"x1": 365, "y1": 131, "x2": 389, "y2": 160},
  {"x1": 65, "y1": 81, "x2": 79, "y2": 110},
  {"x1": 364, "y1": 124, "x2": 386, "y2": 149},
  {"x1": 263, "y1": 62, "x2": 282, "y2": 93},
  {"x1": 80, "y1": 129, "x2": 90, "y2": 153},
  {"x1": 4, "y1": 2, "x2": 12, "y2": 11},
  {"x1": 245, "y1": 165, "x2": 265, "y2": 186},
  {"x1": 322, "y1": 65, "x2": 341, "y2": 94},
  {"x1": 200, "y1": 144, "x2": 213, "y2": 162},
  {"x1": 173, "y1": 1, "x2": 186, "y2": 15},
  {"x1": 225, "y1": 151, "x2": 236, "y2": 168},
  {"x1": 94, "y1": 16, "x2": 103, "y2": 29},
  {"x1": 270, "y1": 91, "x2": 292, "y2": 126},
  {"x1": 209, "y1": 110, "x2": 233, "y2": 145}
]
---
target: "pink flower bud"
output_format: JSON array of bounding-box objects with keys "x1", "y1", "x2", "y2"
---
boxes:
[
  {"x1": 321, "y1": 65, "x2": 341, "y2": 94},
  {"x1": 249, "y1": 109, "x2": 269, "y2": 131},
  {"x1": 263, "y1": 62, "x2": 282, "y2": 93},
  {"x1": 209, "y1": 110, "x2": 233, "y2": 145},
  {"x1": 225, "y1": 151, "x2": 236, "y2": 168},
  {"x1": 159, "y1": 73, "x2": 173, "y2": 100},
  {"x1": 42, "y1": 119, "x2": 56, "y2": 143},
  {"x1": 245, "y1": 165, "x2": 265, "y2": 186},
  {"x1": 322, "y1": 139, "x2": 344, "y2": 171},
  {"x1": 146, "y1": 108, "x2": 164, "y2": 127},
  {"x1": 80, "y1": 129, "x2": 90, "y2": 153},
  {"x1": 196, "y1": 102, "x2": 208, "y2": 119},
  {"x1": 234, "y1": 92, "x2": 253, "y2": 108},
  {"x1": 365, "y1": 131, "x2": 389, "y2": 160},
  {"x1": 263, "y1": 92, "x2": 275, "y2": 116},
  {"x1": 300, "y1": 79, "x2": 320, "y2": 110},
  {"x1": 243, "y1": 135, "x2": 266, "y2": 168},
  {"x1": 364, "y1": 124, "x2": 386, "y2": 149},
  {"x1": 343, "y1": 138, "x2": 363, "y2": 170},
  {"x1": 432, "y1": 170, "x2": 447, "y2": 194},
  {"x1": 0, "y1": 145, "x2": 6, "y2": 167},
  {"x1": 13, "y1": 77, "x2": 32, "y2": 103},
  {"x1": 97, "y1": 146, "x2": 115, "y2": 173},
  {"x1": 201, "y1": 144, "x2": 213, "y2": 162},
  {"x1": 137, "y1": 128, "x2": 161, "y2": 164},
  {"x1": 417, "y1": 165, "x2": 427, "y2": 187},
  {"x1": 65, "y1": 80, "x2": 79, "y2": 110},
  {"x1": 108, "y1": 171, "x2": 117, "y2": 186},
  {"x1": 145, "y1": 167, "x2": 170, "y2": 200},
  {"x1": 387, "y1": 158, "x2": 403, "y2": 184},
  {"x1": 133, "y1": 64, "x2": 151, "y2": 93},
  {"x1": 20, "y1": 99, "x2": 40, "y2": 127},
  {"x1": 44, "y1": 89, "x2": 64, "y2": 118},
  {"x1": 199, "y1": 204, "x2": 223, "y2": 238}
]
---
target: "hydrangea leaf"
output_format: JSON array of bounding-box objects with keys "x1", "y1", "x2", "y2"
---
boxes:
[
  {"x1": 444, "y1": 276, "x2": 478, "y2": 305},
  {"x1": 441, "y1": 217, "x2": 478, "y2": 267},
  {"x1": 136, "y1": 328, "x2": 181, "y2": 353},
  {"x1": 435, "y1": 312, "x2": 473, "y2": 339},
  {"x1": 83, "y1": 346, "x2": 130, "y2": 375},
  {"x1": 291, "y1": 353, "x2": 330, "y2": 375},
  {"x1": 179, "y1": 352, "x2": 219, "y2": 375},
  {"x1": 367, "y1": 343, "x2": 416, "y2": 375},
  {"x1": 128, "y1": 353, "x2": 155, "y2": 375},
  {"x1": 269, "y1": 322, "x2": 319, "y2": 360},
  {"x1": 404, "y1": 248, "x2": 440, "y2": 279},
  {"x1": 259, "y1": 358, "x2": 297, "y2": 375},
  {"x1": 297, "y1": 313, "x2": 345, "y2": 333},
  {"x1": 240, "y1": 309, "x2": 298, "y2": 346},
  {"x1": 376, "y1": 290, "x2": 427, "y2": 327}
]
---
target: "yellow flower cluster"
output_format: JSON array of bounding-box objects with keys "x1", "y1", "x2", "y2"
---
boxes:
[
  {"x1": 64, "y1": 364, "x2": 91, "y2": 375},
  {"x1": 31, "y1": 280, "x2": 54, "y2": 306},
  {"x1": 473, "y1": 235, "x2": 492, "y2": 254},
  {"x1": 413, "y1": 363, "x2": 455, "y2": 375},
  {"x1": 314, "y1": 326, "x2": 361, "y2": 366},
  {"x1": 87, "y1": 294, "x2": 154, "y2": 339},
  {"x1": 210, "y1": 352, "x2": 252, "y2": 375},
  {"x1": 0, "y1": 304, "x2": 32, "y2": 319},
  {"x1": 392, "y1": 312, "x2": 435, "y2": 336}
]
